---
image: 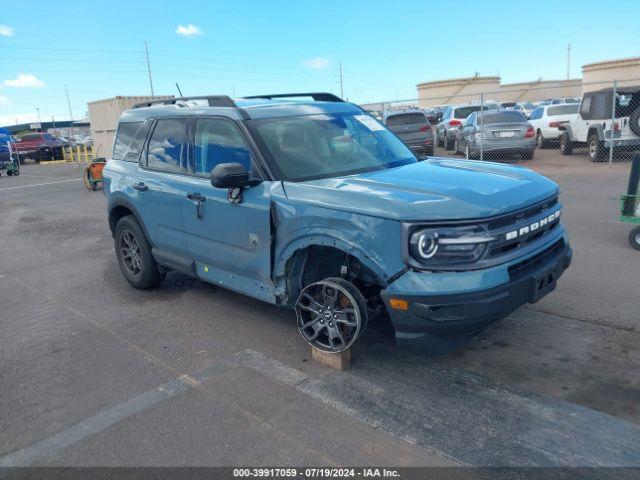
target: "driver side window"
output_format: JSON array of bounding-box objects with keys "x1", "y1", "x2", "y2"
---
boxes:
[{"x1": 194, "y1": 118, "x2": 252, "y2": 177}]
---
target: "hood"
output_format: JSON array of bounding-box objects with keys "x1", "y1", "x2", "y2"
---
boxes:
[{"x1": 282, "y1": 158, "x2": 558, "y2": 222}]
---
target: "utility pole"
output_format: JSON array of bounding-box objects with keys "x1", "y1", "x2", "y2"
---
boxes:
[
  {"x1": 36, "y1": 108, "x2": 41, "y2": 132},
  {"x1": 145, "y1": 41, "x2": 154, "y2": 96},
  {"x1": 65, "y1": 84, "x2": 75, "y2": 137},
  {"x1": 339, "y1": 60, "x2": 344, "y2": 99},
  {"x1": 567, "y1": 43, "x2": 571, "y2": 79}
]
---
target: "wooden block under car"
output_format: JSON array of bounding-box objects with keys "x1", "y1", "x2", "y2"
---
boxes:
[{"x1": 310, "y1": 346, "x2": 351, "y2": 371}]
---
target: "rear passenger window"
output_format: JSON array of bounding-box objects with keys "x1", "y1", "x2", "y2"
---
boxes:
[
  {"x1": 194, "y1": 118, "x2": 252, "y2": 176},
  {"x1": 146, "y1": 119, "x2": 188, "y2": 174},
  {"x1": 113, "y1": 121, "x2": 150, "y2": 161}
]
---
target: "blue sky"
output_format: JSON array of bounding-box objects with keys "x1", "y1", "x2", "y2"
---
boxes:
[{"x1": 0, "y1": 0, "x2": 638, "y2": 125}]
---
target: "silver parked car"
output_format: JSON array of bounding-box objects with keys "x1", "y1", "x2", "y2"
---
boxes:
[
  {"x1": 436, "y1": 104, "x2": 486, "y2": 150},
  {"x1": 454, "y1": 110, "x2": 536, "y2": 160},
  {"x1": 383, "y1": 109, "x2": 434, "y2": 157}
]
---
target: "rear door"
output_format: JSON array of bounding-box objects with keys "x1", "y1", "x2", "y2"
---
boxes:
[
  {"x1": 134, "y1": 117, "x2": 190, "y2": 258},
  {"x1": 180, "y1": 117, "x2": 274, "y2": 302}
]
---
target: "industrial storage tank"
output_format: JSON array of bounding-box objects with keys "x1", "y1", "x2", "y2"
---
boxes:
[
  {"x1": 582, "y1": 57, "x2": 640, "y2": 93},
  {"x1": 497, "y1": 79, "x2": 582, "y2": 103},
  {"x1": 417, "y1": 76, "x2": 500, "y2": 109}
]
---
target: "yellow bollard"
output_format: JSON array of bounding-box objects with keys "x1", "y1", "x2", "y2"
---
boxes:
[
  {"x1": 82, "y1": 145, "x2": 87, "y2": 162},
  {"x1": 62, "y1": 146, "x2": 68, "y2": 162}
]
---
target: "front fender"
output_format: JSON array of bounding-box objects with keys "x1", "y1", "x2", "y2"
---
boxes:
[{"x1": 271, "y1": 199, "x2": 405, "y2": 287}]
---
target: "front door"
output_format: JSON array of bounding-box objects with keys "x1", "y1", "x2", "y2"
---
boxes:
[{"x1": 180, "y1": 117, "x2": 274, "y2": 302}]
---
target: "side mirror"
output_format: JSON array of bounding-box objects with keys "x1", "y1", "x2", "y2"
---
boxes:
[{"x1": 211, "y1": 163, "x2": 261, "y2": 189}]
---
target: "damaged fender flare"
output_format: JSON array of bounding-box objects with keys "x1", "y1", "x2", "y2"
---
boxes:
[{"x1": 273, "y1": 235, "x2": 389, "y2": 302}]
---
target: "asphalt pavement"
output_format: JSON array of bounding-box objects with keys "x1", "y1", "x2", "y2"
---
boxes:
[{"x1": 0, "y1": 152, "x2": 639, "y2": 467}]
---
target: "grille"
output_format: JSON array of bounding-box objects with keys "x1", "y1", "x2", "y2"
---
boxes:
[
  {"x1": 485, "y1": 195, "x2": 561, "y2": 260},
  {"x1": 508, "y1": 239, "x2": 566, "y2": 281}
]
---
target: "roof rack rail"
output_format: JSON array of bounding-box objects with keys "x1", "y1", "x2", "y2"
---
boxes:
[
  {"x1": 132, "y1": 95, "x2": 237, "y2": 109},
  {"x1": 243, "y1": 92, "x2": 345, "y2": 103}
]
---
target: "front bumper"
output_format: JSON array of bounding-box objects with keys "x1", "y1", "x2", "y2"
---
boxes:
[{"x1": 381, "y1": 234, "x2": 572, "y2": 349}]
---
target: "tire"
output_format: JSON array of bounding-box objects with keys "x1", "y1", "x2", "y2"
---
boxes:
[
  {"x1": 454, "y1": 138, "x2": 459, "y2": 154},
  {"x1": 629, "y1": 108, "x2": 640, "y2": 137},
  {"x1": 536, "y1": 130, "x2": 548, "y2": 149},
  {"x1": 114, "y1": 215, "x2": 165, "y2": 289},
  {"x1": 588, "y1": 132, "x2": 606, "y2": 162},
  {"x1": 444, "y1": 133, "x2": 454, "y2": 151},
  {"x1": 465, "y1": 144, "x2": 479, "y2": 160},
  {"x1": 437, "y1": 133, "x2": 444, "y2": 148},
  {"x1": 521, "y1": 149, "x2": 534, "y2": 160},
  {"x1": 629, "y1": 226, "x2": 640, "y2": 251},
  {"x1": 295, "y1": 276, "x2": 368, "y2": 353},
  {"x1": 7, "y1": 170, "x2": 13, "y2": 176},
  {"x1": 13, "y1": 169, "x2": 19, "y2": 176},
  {"x1": 560, "y1": 132, "x2": 573, "y2": 155}
]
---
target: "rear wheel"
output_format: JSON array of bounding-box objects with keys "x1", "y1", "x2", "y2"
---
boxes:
[
  {"x1": 560, "y1": 132, "x2": 573, "y2": 155},
  {"x1": 444, "y1": 133, "x2": 454, "y2": 151},
  {"x1": 629, "y1": 226, "x2": 640, "y2": 251},
  {"x1": 7, "y1": 170, "x2": 13, "y2": 176},
  {"x1": 588, "y1": 132, "x2": 606, "y2": 162},
  {"x1": 536, "y1": 130, "x2": 548, "y2": 149},
  {"x1": 114, "y1": 215, "x2": 165, "y2": 289},
  {"x1": 295, "y1": 277, "x2": 367, "y2": 353}
]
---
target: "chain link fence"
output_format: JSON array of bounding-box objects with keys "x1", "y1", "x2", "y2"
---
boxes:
[{"x1": 362, "y1": 79, "x2": 640, "y2": 164}]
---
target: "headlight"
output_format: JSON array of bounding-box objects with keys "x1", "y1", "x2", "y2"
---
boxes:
[{"x1": 408, "y1": 226, "x2": 495, "y2": 268}]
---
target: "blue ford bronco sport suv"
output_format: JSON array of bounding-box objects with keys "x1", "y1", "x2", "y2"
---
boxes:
[{"x1": 104, "y1": 93, "x2": 572, "y2": 353}]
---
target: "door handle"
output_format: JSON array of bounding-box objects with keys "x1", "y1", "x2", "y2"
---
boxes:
[
  {"x1": 187, "y1": 192, "x2": 206, "y2": 202},
  {"x1": 132, "y1": 182, "x2": 148, "y2": 192},
  {"x1": 187, "y1": 192, "x2": 206, "y2": 219}
]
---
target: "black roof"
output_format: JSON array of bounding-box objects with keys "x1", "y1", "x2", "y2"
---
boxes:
[{"x1": 592, "y1": 85, "x2": 640, "y2": 95}]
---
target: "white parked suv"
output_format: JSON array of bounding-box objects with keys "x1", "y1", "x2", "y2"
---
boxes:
[
  {"x1": 560, "y1": 86, "x2": 640, "y2": 161},
  {"x1": 528, "y1": 103, "x2": 580, "y2": 148}
]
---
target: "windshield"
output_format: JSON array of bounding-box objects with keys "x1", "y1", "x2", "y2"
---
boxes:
[
  {"x1": 480, "y1": 111, "x2": 527, "y2": 124},
  {"x1": 386, "y1": 113, "x2": 427, "y2": 126},
  {"x1": 454, "y1": 106, "x2": 483, "y2": 118},
  {"x1": 547, "y1": 104, "x2": 579, "y2": 115},
  {"x1": 251, "y1": 112, "x2": 416, "y2": 181}
]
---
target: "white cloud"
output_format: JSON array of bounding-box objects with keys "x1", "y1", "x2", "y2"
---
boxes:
[
  {"x1": 0, "y1": 25, "x2": 14, "y2": 36},
  {"x1": 176, "y1": 24, "x2": 203, "y2": 37},
  {"x1": 0, "y1": 113, "x2": 42, "y2": 126},
  {"x1": 302, "y1": 57, "x2": 331, "y2": 70},
  {"x1": 3, "y1": 74, "x2": 45, "y2": 88}
]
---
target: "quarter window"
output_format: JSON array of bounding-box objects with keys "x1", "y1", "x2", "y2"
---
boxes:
[
  {"x1": 194, "y1": 118, "x2": 252, "y2": 176},
  {"x1": 146, "y1": 119, "x2": 188, "y2": 173},
  {"x1": 113, "y1": 121, "x2": 150, "y2": 161}
]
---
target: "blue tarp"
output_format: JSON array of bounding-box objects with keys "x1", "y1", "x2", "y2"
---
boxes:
[{"x1": 0, "y1": 128, "x2": 14, "y2": 153}]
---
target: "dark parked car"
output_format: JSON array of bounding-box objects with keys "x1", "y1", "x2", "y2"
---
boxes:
[
  {"x1": 13, "y1": 133, "x2": 65, "y2": 162},
  {"x1": 383, "y1": 109, "x2": 434, "y2": 157},
  {"x1": 454, "y1": 110, "x2": 536, "y2": 160}
]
